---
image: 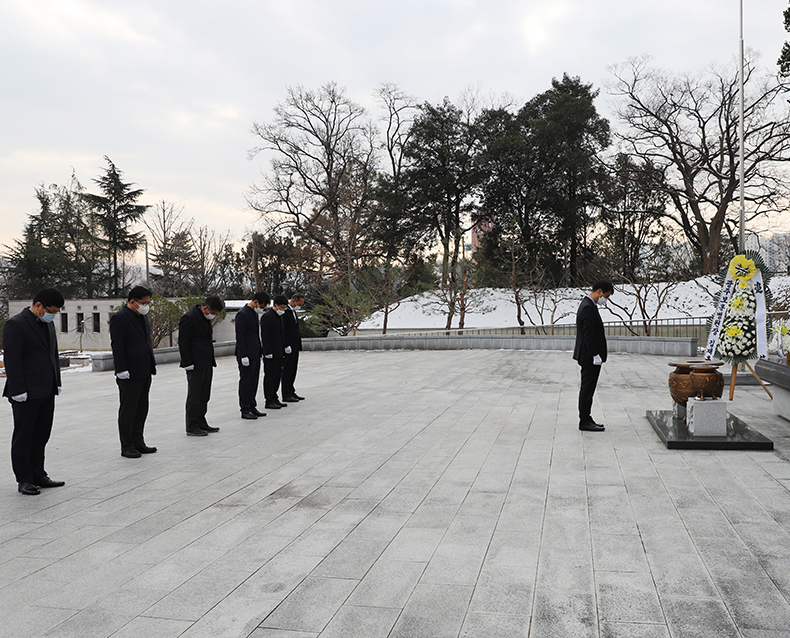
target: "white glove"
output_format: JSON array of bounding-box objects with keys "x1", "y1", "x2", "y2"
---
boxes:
[
  {"x1": 11, "y1": 392, "x2": 28, "y2": 402},
  {"x1": 184, "y1": 365, "x2": 195, "y2": 371},
  {"x1": 241, "y1": 357, "x2": 250, "y2": 367},
  {"x1": 116, "y1": 371, "x2": 130, "y2": 380},
  {"x1": 57, "y1": 387, "x2": 62, "y2": 396},
  {"x1": 264, "y1": 354, "x2": 273, "y2": 359},
  {"x1": 285, "y1": 346, "x2": 292, "y2": 354},
  {"x1": 593, "y1": 355, "x2": 603, "y2": 366}
]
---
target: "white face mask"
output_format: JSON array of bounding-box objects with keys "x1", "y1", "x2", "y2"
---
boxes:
[
  {"x1": 137, "y1": 303, "x2": 150, "y2": 316},
  {"x1": 255, "y1": 307, "x2": 264, "y2": 315},
  {"x1": 204, "y1": 311, "x2": 214, "y2": 320},
  {"x1": 276, "y1": 309, "x2": 285, "y2": 316}
]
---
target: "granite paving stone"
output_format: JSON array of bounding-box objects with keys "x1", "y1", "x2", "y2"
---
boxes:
[
  {"x1": 1, "y1": 349, "x2": 789, "y2": 637},
  {"x1": 258, "y1": 576, "x2": 358, "y2": 633}
]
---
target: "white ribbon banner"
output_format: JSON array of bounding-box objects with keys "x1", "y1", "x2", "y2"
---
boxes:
[
  {"x1": 753, "y1": 271, "x2": 768, "y2": 360},
  {"x1": 705, "y1": 276, "x2": 734, "y2": 360}
]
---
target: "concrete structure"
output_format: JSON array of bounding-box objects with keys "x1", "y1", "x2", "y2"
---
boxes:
[
  {"x1": 745, "y1": 232, "x2": 790, "y2": 275},
  {"x1": 8, "y1": 298, "x2": 237, "y2": 352},
  {"x1": 2, "y1": 350, "x2": 790, "y2": 637},
  {"x1": 8, "y1": 298, "x2": 125, "y2": 351}
]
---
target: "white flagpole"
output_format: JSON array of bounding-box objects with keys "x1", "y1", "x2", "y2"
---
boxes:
[{"x1": 739, "y1": 0, "x2": 746, "y2": 254}]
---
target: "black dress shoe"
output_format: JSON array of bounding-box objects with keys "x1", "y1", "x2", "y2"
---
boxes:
[
  {"x1": 187, "y1": 429, "x2": 208, "y2": 436},
  {"x1": 579, "y1": 422, "x2": 605, "y2": 432},
  {"x1": 264, "y1": 402, "x2": 282, "y2": 409},
  {"x1": 202, "y1": 425, "x2": 220, "y2": 433},
  {"x1": 252, "y1": 408, "x2": 267, "y2": 417},
  {"x1": 277, "y1": 400, "x2": 288, "y2": 407},
  {"x1": 282, "y1": 396, "x2": 300, "y2": 403},
  {"x1": 241, "y1": 411, "x2": 258, "y2": 420},
  {"x1": 121, "y1": 448, "x2": 142, "y2": 458},
  {"x1": 137, "y1": 445, "x2": 158, "y2": 453},
  {"x1": 18, "y1": 482, "x2": 41, "y2": 495},
  {"x1": 35, "y1": 476, "x2": 65, "y2": 488},
  {"x1": 292, "y1": 394, "x2": 305, "y2": 400}
]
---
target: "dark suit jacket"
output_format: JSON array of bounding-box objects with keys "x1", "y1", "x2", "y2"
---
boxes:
[
  {"x1": 282, "y1": 305, "x2": 302, "y2": 352},
  {"x1": 234, "y1": 304, "x2": 261, "y2": 362},
  {"x1": 573, "y1": 296, "x2": 607, "y2": 365},
  {"x1": 110, "y1": 305, "x2": 156, "y2": 378},
  {"x1": 260, "y1": 309, "x2": 285, "y2": 358},
  {"x1": 2, "y1": 308, "x2": 61, "y2": 400},
  {"x1": 178, "y1": 305, "x2": 216, "y2": 369}
]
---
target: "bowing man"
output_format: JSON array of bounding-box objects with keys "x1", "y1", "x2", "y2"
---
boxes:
[
  {"x1": 179, "y1": 296, "x2": 224, "y2": 436},
  {"x1": 2, "y1": 288, "x2": 66, "y2": 495}
]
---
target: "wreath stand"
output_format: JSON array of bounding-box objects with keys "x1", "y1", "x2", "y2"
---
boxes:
[{"x1": 728, "y1": 362, "x2": 773, "y2": 401}]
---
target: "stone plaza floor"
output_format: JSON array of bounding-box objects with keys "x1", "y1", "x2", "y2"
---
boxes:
[{"x1": 2, "y1": 349, "x2": 790, "y2": 638}]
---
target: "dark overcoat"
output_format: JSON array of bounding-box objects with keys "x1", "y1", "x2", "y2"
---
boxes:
[
  {"x1": 178, "y1": 305, "x2": 216, "y2": 369},
  {"x1": 2, "y1": 308, "x2": 61, "y2": 400}
]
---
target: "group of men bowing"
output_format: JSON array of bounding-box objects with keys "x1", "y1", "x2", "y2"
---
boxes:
[
  {"x1": 233, "y1": 292, "x2": 305, "y2": 421},
  {"x1": 2, "y1": 287, "x2": 306, "y2": 494},
  {"x1": 3, "y1": 279, "x2": 611, "y2": 497}
]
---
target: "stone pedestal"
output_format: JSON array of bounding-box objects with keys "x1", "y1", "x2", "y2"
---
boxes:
[{"x1": 687, "y1": 398, "x2": 728, "y2": 436}]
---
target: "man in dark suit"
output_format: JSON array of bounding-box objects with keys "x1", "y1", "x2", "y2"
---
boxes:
[
  {"x1": 573, "y1": 280, "x2": 614, "y2": 432},
  {"x1": 3, "y1": 288, "x2": 66, "y2": 495},
  {"x1": 179, "y1": 296, "x2": 224, "y2": 436},
  {"x1": 235, "y1": 292, "x2": 270, "y2": 420},
  {"x1": 110, "y1": 285, "x2": 158, "y2": 458},
  {"x1": 261, "y1": 295, "x2": 289, "y2": 410},
  {"x1": 281, "y1": 293, "x2": 305, "y2": 402}
]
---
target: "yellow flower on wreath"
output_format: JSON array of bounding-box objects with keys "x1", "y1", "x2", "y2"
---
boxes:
[
  {"x1": 728, "y1": 254, "x2": 757, "y2": 283},
  {"x1": 725, "y1": 325, "x2": 743, "y2": 338}
]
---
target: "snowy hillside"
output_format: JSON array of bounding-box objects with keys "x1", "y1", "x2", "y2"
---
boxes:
[{"x1": 359, "y1": 276, "x2": 790, "y2": 331}]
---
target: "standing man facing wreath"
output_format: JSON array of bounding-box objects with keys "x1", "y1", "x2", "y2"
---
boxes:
[
  {"x1": 261, "y1": 295, "x2": 289, "y2": 410},
  {"x1": 179, "y1": 296, "x2": 224, "y2": 436},
  {"x1": 2, "y1": 288, "x2": 66, "y2": 495},
  {"x1": 573, "y1": 280, "x2": 614, "y2": 432},
  {"x1": 281, "y1": 293, "x2": 305, "y2": 402},
  {"x1": 110, "y1": 285, "x2": 158, "y2": 458},
  {"x1": 235, "y1": 292, "x2": 270, "y2": 420}
]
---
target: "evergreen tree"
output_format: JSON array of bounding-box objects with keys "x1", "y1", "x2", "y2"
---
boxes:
[{"x1": 82, "y1": 157, "x2": 148, "y2": 296}]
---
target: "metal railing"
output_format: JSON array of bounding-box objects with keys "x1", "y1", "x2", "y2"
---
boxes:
[{"x1": 368, "y1": 312, "x2": 790, "y2": 341}]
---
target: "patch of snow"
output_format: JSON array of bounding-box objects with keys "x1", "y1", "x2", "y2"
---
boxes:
[{"x1": 361, "y1": 276, "x2": 790, "y2": 331}]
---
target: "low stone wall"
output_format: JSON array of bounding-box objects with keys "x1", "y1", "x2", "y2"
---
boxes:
[
  {"x1": 91, "y1": 342, "x2": 237, "y2": 372},
  {"x1": 91, "y1": 335, "x2": 697, "y2": 371},
  {"x1": 302, "y1": 334, "x2": 698, "y2": 356}
]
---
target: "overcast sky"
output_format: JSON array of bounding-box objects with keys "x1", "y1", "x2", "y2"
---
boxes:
[{"x1": 1, "y1": 0, "x2": 787, "y2": 251}]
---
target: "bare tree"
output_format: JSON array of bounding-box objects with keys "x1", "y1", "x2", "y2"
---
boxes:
[
  {"x1": 510, "y1": 266, "x2": 576, "y2": 334},
  {"x1": 609, "y1": 54, "x2": 790, "y2": 274},
  {"x1": 144, "y1": 201, "x2": 194, "y2": 295},
  {"x1": 190, "y1": 225, "x2": 233, "y2": 294},
  {"x1": 247, "y1": 82, "x2": 379, "y2": 282},
  {"x1": 606, "y1": 244, "x2": 688, "y2": 336}
]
